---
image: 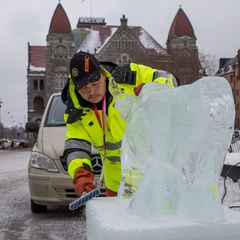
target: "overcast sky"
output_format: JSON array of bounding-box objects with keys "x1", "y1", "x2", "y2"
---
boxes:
[{"x1": 0, "y1": 0, "x2": 239, "y2": 128}]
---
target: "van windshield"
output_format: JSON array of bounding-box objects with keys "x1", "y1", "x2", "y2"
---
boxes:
[{"x1": 45, "y1": 95, "x2": 66, "y2": 126}]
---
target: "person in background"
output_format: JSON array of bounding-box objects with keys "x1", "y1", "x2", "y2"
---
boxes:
[
  {"x1": 61, "y1": 51, "x2": 178, "y2": 197},
  {"x1": 11, "y1": 140, "x2": 14, "y2": 150}
]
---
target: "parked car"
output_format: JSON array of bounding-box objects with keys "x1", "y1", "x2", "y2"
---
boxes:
[
  {"x1": 27, "y1": 93, "x2": 103, "y2": 213},
  {"x1": 12, "y1": 139, "x2": 27, "y2": 149},
  {"x1": 0, "y1": 139, "x2": 12, "y2": 149}
]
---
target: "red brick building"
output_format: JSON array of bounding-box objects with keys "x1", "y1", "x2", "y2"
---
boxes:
[
  {"x1": 27, "y1": 3, "x2": 201, "y2": 121},
  {"x1": 216, "y1": 49, "x2": 240, "y2": 128}
]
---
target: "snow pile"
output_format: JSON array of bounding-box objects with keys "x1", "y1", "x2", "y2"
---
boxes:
[
  {"x1": 87, "y1": 77, "x2": 240, "y2": 240},
  {"x1": 78, "y1": 29, "x2": 101, "y2": 53},
  {"x1": 138, "y1": 27, "x2": 166, "y2": 54}
]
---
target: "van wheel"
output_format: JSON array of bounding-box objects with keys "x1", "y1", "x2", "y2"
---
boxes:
[{"x1": 31, "y1": 199, "x2": 47, "y2": 213}]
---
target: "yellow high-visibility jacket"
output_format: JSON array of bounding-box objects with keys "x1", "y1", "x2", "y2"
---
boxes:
[{"x1": 61, "y1": 63, "x2": 177, "y2": 192}]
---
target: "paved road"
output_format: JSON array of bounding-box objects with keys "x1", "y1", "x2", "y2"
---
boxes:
[{"x1": 0, "y1": 150, "x2": 87, "y2": 240}]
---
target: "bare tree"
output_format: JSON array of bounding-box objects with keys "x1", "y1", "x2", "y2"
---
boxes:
[{"x1": 199, "y1": 51, "x2": 219, "y2": 76}]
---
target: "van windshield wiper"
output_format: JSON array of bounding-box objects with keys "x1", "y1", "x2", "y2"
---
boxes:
[{"x1": 45, "y1": 123, "x2": 66, "y2": 127}]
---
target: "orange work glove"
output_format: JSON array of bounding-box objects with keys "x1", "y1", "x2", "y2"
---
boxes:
[
  {"x1": 134, "y1": 83, "x2": 145, "y2": 96},
  {"x1": 106, "y1": 188, "x2": 117, "y2": 197},
  {"x1": 73, "y1": 167, "x2": 96, "y2": 196}
]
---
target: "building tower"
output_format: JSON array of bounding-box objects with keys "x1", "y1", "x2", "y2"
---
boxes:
[
  {"x1": 27, "y1": 3, "x2": 75, "y2": 121},
  {"x1": 45, "y1": 2, "x2": 75, "y2": 101},
  {"x1": 167, "y1": 7, "x2": 200, "y2": 85}
]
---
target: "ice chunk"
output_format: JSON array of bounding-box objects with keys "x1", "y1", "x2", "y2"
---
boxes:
[
  {"x1": 119, "y1": 76, "x2": 235, "y2": 222},
  {"x1": 87, "y1": 198, "x2": 240, "y2": 240},
  {"x1": 86, "y1": 76, "x2": 238, "y2": 240}
]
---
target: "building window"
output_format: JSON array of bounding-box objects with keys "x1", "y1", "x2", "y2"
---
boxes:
[
  {"x1": 33, "y1": 96, "x2": 44, "y2": 111},
  {"x1": 55, "y1": 74, "x2": 67, "y2": 92},
  {"x1": 122, "y1": 55, "x2": 128, "y2": 63},
  {"x1": 33, "y1": 79, "x2": 38, "y2": 90},
  {"x1": 115, "y1": 41, "x2": 134, "y2": 49},
  {"x1": 54, "y1": 45, "x2": 67, "y2": 58},
  {"x1": 117, "y1": 53, "x2": 131, "y2": 65},
  {"x1": 40, "y1": 80, "x2": 44, "y2": 90}
]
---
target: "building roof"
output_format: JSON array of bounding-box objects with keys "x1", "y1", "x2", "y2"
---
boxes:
[
  {"x1": 216, "y1": 57, "x2": 238, "y2": 76},
  {"x1": 168, "y1": 7, "x2": 195, "y2": 38},
  {"x1": 77, "y1": 25, "x2": 118, "y2": 53},
  {"x1": 29, "y1": 46, "x2": 46, "y2": 71},
  {"x1": 77, "y1": 23, "x2": 166, "y2": 55},
  {"x1": 30, "y1": 5, "x2": 189, "y2": 71},
  {"x1": 49, "y1": 3, "x2": 71, "y2": 33},
  {"x1": 131, "y1": 27, "x2": 167, "y2": 54},
  {"x1": 77, "y1": 17, "x2": 106, "y2": 28}
]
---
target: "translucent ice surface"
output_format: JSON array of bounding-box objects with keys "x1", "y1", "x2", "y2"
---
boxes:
[
  {"x1": 87, "y1": 198, "x2": 240, "y2": 240},
  {"x1": 118, "y1": 76, "x2": 235, "y2": 222},
  {"x1": 86, "y1": 77, "x2": 239, "y2": 240}
]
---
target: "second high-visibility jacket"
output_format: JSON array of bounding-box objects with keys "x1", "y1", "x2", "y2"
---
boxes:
[{"x1": 61, "y1": 63, "x2": 178, "y2": 192}]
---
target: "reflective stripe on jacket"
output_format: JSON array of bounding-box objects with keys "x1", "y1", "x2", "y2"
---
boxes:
[{"x1": 63, "y1": 63, "x2": 176, "y2": 192}]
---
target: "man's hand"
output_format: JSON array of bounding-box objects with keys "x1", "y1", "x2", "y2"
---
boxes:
[
  {"x1": 106, "y1": 188, "x2": 117, "y2": 197},
  {"x1": 73, "y1": 167, "x2": 96, "y2": 196},
  {"x1": 134, "y1": 83, "x2": 145, "y2": 96}
]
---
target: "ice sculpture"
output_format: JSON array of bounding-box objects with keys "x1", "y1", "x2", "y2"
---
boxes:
[
  {"x1": 86, "y1": 77, "x2": 239, "y2": 240},
  {"x1": 117, "y1": 76, "x2": 235, "y2": 222}
]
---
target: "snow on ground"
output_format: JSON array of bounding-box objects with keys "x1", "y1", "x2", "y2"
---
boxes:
[
  {"x1": 0, "y1": 150, "x2": 87, "y2": 240},
  {"x1": 0, "y1": 150, "x2": 31, "y2": 186},
  {"x1": 0, "y1": 150, "x2": 30, "y2": 173},
  {"x1": 225, "y1": 151, "x2": 240, "y2": 165}
]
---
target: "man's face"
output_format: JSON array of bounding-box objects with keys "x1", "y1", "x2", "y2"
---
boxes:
[{"x1": 78, "y1": 73, "x2": 106, "y2": 103}]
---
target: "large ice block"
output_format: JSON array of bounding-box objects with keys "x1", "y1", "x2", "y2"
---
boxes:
[
  {"x1": 119, "y1": 76, "x2": 235, "y2": 221},
  {"x1": 86, "y1": 77, "x2": 237, "y2": 239},
  {"x1": 87, "y1": 198, "x2": 240, "y2": 240}
]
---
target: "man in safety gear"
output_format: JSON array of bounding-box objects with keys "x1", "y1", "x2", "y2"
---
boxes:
[{"x1": 61, "y1": 51, "x2": 178, "y2": 197}]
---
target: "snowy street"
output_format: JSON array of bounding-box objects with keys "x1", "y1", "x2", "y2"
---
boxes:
[
  {"x1": 0, "y1": 150, "x2": 87, "y2": 240},
  {"x1": 1, "y1": 148, "x2": 240, "y2": 240}
]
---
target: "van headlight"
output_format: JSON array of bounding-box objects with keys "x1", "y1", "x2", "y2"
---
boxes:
[{"x1": 30, "y1": 151, "x2": 59, "y2": 172}]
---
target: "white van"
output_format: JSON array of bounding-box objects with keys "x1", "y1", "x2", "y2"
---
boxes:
[{"x1": 27, "y1": 93, "x2": 102, "y2": 213}]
